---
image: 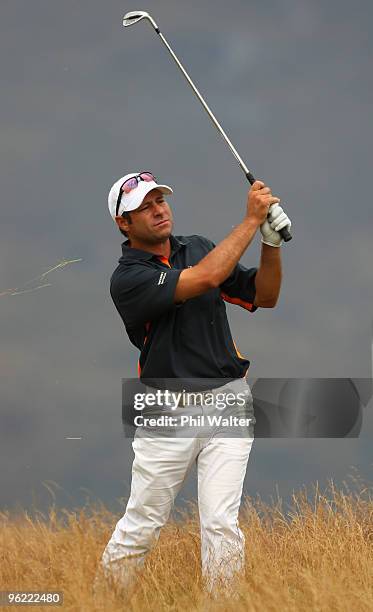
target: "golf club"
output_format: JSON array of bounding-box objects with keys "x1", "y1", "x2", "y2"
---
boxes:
[{"x1": 123, "y1": 10, "x2": 292, "y2": 242}]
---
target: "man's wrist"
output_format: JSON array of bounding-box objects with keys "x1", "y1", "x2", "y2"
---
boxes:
[
  {"x1": 242, "y1": 216, "x2": 260, "y2": 233},
  {"x1": 261, "y1": 237, "x2": 282, "y2": 248}
]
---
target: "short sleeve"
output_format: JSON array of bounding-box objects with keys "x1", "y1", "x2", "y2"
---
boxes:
[
  {"x1": 110, "y1": 264, "x2": 183, "y2": 329},
  {"x1": 220, "y1": 263, "x2": 258, "y2": 313}
]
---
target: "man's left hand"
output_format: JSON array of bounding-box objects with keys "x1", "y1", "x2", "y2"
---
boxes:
[{"x1": 260, "y1": 204, "x2": 292, "y2": 247}]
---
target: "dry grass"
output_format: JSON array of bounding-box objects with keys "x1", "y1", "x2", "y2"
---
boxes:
[{"x1": 1, "y1": 478, "x2": 373, "y2": 611}]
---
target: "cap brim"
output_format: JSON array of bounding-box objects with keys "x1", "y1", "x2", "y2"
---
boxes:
[{"x1": 120, "y1": 181, "x2": 173, "y2": 214}]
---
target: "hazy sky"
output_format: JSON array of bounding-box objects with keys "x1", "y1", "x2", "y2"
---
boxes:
[{"x1": 1, "y1": 0, "x2": 373, "y2": 515}]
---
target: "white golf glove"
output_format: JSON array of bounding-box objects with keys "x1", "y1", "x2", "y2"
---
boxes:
[{"x1": 260, "y1": 204, "x2": 292, "y2": 247}]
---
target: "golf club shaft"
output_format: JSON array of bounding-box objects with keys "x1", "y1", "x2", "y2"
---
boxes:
[{"x1": 156, "y1": 30, "x2": 292, "y2": 242}]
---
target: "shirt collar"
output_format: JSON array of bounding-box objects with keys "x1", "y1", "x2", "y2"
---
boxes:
[
  {"x1": 120, "y1": 234, "x2": 190, "y2": 262},
  {"x1": 170, "y1": 234, "x2": 189, "y2": 254}
]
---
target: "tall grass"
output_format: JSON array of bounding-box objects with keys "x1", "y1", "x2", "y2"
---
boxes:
[{"x1": 1, "y1": 479, "x2": 373, "y2": 611}]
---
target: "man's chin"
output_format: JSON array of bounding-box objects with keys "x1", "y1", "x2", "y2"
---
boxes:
[
  {"x1": 152, "y1": 223, "x2": 173, "y2": 242},
  {"x1": 142, "y1": 229, "x2": 172, "y2": 245}
]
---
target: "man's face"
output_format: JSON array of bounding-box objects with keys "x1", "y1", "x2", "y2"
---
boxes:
[{"x1": 116, "y1": 188, "x2": 173, "y2": 245}]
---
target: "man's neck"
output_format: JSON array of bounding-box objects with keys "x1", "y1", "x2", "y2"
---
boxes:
[{"x1": 128, "y1": 237, "x2": 171, "y2": 259}]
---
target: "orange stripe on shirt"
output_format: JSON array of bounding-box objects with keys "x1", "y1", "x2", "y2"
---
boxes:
[
  {"x1": 220, "y1": 291, "x2": 254, "y2": 311},
  {"x1": 157, "y1": 255, "x2": 171, "y2": 268},
  {"x1": 233, "y1": 339, "x2": 245, "y2": 360},
  {"x1": 138, "y1": 321, "x2": 152, "y2": 377}
]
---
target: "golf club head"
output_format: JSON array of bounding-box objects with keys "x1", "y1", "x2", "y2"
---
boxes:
[{"x1": 123, "y1": 10, "x2": 158, "y2": 30}]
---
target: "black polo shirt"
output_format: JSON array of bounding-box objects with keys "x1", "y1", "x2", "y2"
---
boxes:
[{"x1": 110, "y1": 234, "x2": 258, "y2": 390}]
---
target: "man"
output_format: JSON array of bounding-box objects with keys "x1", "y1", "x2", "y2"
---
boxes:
[{"x1": 98, "y1": 171, "x2": 291, "y2": 596}]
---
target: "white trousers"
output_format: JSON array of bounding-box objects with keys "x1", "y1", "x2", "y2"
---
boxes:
[{"x1": 101, "y1": 378, "x2": 255, "y2": 593}]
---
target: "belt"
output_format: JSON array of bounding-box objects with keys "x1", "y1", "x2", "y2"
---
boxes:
[
  {"x1": 144, "y1": 380, "x2": 247, "y2": 408},
  {"x1": 144, "y1": 386, "x2": 215, "y2": 408},
  {"x1": 177, "y1": 389, "x2": 214, "y2": 407}
]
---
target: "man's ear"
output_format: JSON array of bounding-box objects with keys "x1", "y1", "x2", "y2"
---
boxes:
[{"x1": 115, "y1": 215, "x2": 130, "y2": 234}]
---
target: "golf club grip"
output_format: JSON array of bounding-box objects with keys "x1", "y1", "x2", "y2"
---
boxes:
[{"x1": 245, "y1": 171, "x2": 292, "y2": 242}]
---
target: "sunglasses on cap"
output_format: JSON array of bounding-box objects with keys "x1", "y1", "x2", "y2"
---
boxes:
[{"x1": 116, "y1": 171, "x2": 157, "y2": 217}]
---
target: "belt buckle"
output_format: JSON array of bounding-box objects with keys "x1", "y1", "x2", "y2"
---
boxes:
[{"x1": 190, "y1": 389, "x2": 211, "y2": 407}]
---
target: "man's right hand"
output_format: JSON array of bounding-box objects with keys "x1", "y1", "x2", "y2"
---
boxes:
[{"x1": 246, "y1": 180, "x2": 281, "y2": 226}]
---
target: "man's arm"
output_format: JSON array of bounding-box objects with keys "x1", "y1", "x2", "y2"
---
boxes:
[
  {"x1": 254, "y1": 243, "x2": 282, "y2": 308},
  {"x1": 174, "y1": 181, "x2": 280, "y2": 303}
]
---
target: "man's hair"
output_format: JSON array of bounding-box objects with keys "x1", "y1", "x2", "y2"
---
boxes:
[{"x1": 119, "y1": 211, "x2": 132, "y2": 238}]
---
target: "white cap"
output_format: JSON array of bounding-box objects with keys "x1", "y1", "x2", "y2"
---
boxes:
[{"x1": 108, "y1": 172, "x2": 173, "y2": 219}]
